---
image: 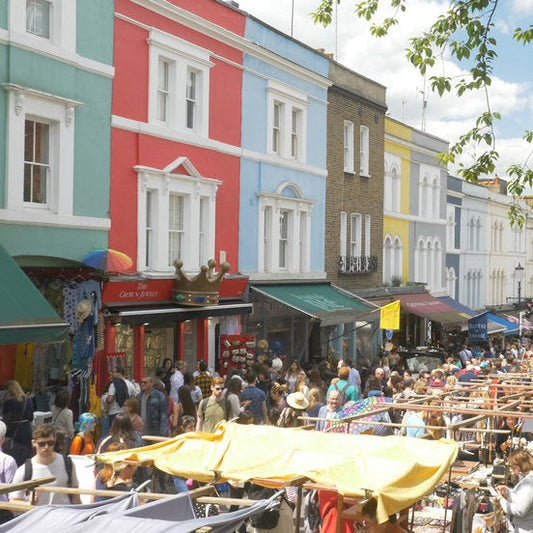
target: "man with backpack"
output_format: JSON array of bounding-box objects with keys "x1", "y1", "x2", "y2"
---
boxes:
[
  {"x1": 106, "y1": 366, "x2": 137, "y2": 425},
  {"x1": 196, "y1": 377, "x2": 231, "y2": 432},
  {"x1": 325, "y1": 367, "x2": 358, "y2": 407},
  {"x1": 10, "y1": 424, "x2": 80, "y2": 505}
]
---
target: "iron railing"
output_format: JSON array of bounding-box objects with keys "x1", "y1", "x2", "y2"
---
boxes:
[{"x1": 338, "y1": 255, "x2": 378, "y2": 274}]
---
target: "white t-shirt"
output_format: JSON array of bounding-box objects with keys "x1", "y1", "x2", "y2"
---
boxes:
[
  {"x1": 107, "y1": 378, "x2": 137, "y2": 415},
  {"x1": 11, "y1": 453, "x2": 78, "y2": 505},
  {"x1": 170, "y1": 371, "x2": 184, "y2": 403}
]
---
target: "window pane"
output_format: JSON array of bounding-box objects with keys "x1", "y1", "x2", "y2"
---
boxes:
[
  {"x1": 279, "y1": 210, "x2": 289, "y2": 269},
  {"x1": 199, "y1": 197, "x2": 208, "y2": 265},
  {"x1": 26, "y1": 0, "x2": 50, "y2": 38},
  {"x1": 169, "y1": 195, "x2": 184, "y2": 265},
  {"x1": 263, "y1": 207, "x2": 272, "y2": 272},
  {"x1": 157, "y1": 59, "x2": 169, "y2": 122},
  {"x1": 23, "y1": 119, "x2": 49, "y2": 204},
  {"x1": 291, "y1": 109, "x2": 299, "y2": 158},
  {"x1": 272, "y1": 102, "x2": 281, "y2": 153},
  {"x1": 186, "y1": 69, "x2": 197, "y2": 129},
  {"x1": 146, "y1": 191, "x2": 153, "y2": 266}
]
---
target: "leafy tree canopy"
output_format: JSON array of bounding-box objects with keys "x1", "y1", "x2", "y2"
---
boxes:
[{"x1": 312, "y1": 0, "x2": 533, "y2": 224}]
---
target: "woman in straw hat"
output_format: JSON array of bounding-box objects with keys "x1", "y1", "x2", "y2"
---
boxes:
[{"x1": 277, "y1": 391, "x2": 309, "y2": 428}]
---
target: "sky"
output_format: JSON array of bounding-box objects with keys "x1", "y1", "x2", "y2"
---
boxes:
[{"x1": 235, "y1": 0, "x2": 533, "y2": 179}]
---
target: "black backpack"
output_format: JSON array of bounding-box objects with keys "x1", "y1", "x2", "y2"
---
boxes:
[
  {"x1": 334, "y1": 382, "x2": 349, "y2": 405},
  {"x1": 24, "y1": 455, "x2": 73, "y2": 486}
]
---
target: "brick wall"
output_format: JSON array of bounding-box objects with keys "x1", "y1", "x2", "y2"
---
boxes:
[{"x1": 325, "y1": 68, "x2": 386, "y2": 292}]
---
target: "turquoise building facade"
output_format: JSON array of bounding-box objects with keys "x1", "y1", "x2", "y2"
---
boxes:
[{"x1": 0, "y1": 0, "x2": 113, "y2": 262}]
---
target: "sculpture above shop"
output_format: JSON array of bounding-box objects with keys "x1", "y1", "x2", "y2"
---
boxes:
[{"x1": 173, "y1": 259, "x2": 230, "y2": 307}]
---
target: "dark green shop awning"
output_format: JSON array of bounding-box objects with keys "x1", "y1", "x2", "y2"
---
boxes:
[
  {"x1": 252, "y1": 283, "x2": 377, "y2": 326},
  {"x1": 0, "y1": 243, "x2": 68, "y2": 345}
]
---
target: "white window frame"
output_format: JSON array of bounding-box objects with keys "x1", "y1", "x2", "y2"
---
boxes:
[
  {"x1": 168, "y1": 193, "x2": 185, "y2": 267},
  {"x1": 156, "y1": 57, "x2": 172, "y2": 123},
  {"x1": 3, "y1": 83, "x2": 81, "y2": 222},
  {"x1": 343, "y1": 121, "x2": 354, "y2": 173},
  {"x1": 350, "y1": 213, "x2": 362, "y2": 258},
  {"x1": 9, "y1": 0, "x2": 76, "y2": 52},
  {"x1": 447, "y1": 206, "x2": 456, "y2": 251},
  {"x1": 267, "y1": 80, "x2": 308, "y2": 162},
  {"x1": 272, "y1": 101, "x2": 283, "y2": 155},
  {"x1": 340, "y1": 211, "x2": 347, "y2": 259},
  {"x1": 26, "y1": 0, "x2": 51, "y2": 39},
  {"x1": 383, "y1": 235, "x2": 393, "y2": 283},
  {"x1": 393, "y1": 236, "x2": 403, "y2": 280},
  {"x1": 384, "y1": 154, "x2": 401, "y2": 212},
  {"x1": 383, "y1": 234, "x2": 403, "y2": 284},
  {"x1": 148, "y1": 28, "x2": 213, "y2": 137},
  {"x1": 258, "y1": 183, "x2": 312, "y2": 274},
  {"x1": 24, "y1": 118, "x2": 51, "y2": 207},
  {"x1": 136, "y1": 157, "x2": 221, "y2": 273},
  {"x1": 359, "y1": 125, "x2": 369, "y2": 176},
  {"x1": 364, "y1": 214, "x2": 371, "y2": 257}
]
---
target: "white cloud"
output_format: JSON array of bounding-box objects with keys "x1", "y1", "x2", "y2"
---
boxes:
[{"x1": 510, "y1": 0, "x2": 533, "y2": 14}]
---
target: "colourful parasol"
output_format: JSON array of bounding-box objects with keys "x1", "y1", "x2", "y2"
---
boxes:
[
  {"x1": 82, "y1": 248, "x2": 133, "y2": 271},
  {"x1": 326, "y1": 396, "x2": 393, "y2": 434}
]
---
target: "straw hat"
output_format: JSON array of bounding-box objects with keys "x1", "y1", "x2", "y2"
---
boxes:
[
  {"x1": 271, "y1": 357, "x2": 283, "y2": 372},
  {"x1": 257, "y1": 339, "x2": 269, "y2": 351},
  {"x1": 286, "y1": 391, "x2": 309, "y2": 411},
  {"x1": 76, "y1": 299, "x2": 92, "y2": 324}
]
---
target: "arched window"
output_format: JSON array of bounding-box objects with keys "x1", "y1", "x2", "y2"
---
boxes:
[
  {"x1": 393, "y1": 236, "x2": 402, "y2": 279},
  {"x1": 432, "y1": 178, "x2": 439, "y2": 219},
  {"x1": 258, "y1": 182, "x2": 312, "y2": 274},
  {"x1": 414, "y1": 238, "x2": 426, "y2": 285},
  {"x1": 447, "y1": 211, "x2": 455, "y2": 250},
  {"x1": 446, "y1": 267, "x2": 456, "y2": 298},
  {"x1": 383, "y1": 235, "x2": 393, "y2": 283}
]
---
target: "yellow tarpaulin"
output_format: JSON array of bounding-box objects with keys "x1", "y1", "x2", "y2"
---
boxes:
[{"x1": 98, "y1": 422, "x2": 458, "y2": 523}]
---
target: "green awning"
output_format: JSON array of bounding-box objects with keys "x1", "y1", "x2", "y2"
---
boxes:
[
  {"x1": 252, "y1": 283, "x2": 377, "y2": 326},
  {"x1": 0, "y1": 243, "x2": 68, "y2": 345}
]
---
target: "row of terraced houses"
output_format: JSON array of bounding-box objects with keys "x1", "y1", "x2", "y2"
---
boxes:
[{"x1": 0, "y1": 0, "x2": 531, "y2": 378}]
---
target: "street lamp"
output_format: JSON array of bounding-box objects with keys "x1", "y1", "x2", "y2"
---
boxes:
[{"x1": 515, "y1": 263, "x2": 525, "y2": 304}]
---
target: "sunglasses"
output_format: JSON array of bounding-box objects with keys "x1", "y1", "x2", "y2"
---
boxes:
[
  {"x1": 35, "y1": 440, "x2": 55, "y2": 448},
  {"x1": 213, "y1": 386, "x2": 223, "y2": 391}
]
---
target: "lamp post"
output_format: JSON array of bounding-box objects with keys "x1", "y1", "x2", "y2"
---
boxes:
[
  {"x1": 515, "y1": 263, "x2": 525, "y2": 305},
  {"x1": 515, "y1": 263, "x2": 525, "y2": 347}
]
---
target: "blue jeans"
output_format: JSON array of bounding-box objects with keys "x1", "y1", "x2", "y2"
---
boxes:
[{"x1": 173, "y1": 476, "x2": 188, "y2": 493}]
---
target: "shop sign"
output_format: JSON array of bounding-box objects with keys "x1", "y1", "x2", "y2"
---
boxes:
[
  {"x1": 468, "y1": 313, "x2": 488, "y2": 342},
  {"x1": 103, "y1": 277, "x2": 248, "y2": 304},
  {"x1": 102, "y1": 279, "x2": 173, "y2": 304}
]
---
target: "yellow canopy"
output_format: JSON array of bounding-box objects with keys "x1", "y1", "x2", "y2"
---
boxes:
[{"x1": 98, "y1": 422, "x2": 458, "y2": 523}]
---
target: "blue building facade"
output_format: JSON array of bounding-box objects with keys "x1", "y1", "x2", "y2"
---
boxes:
[{"x1": 239, "y1": 17, "x2": 330, "y2": 280}]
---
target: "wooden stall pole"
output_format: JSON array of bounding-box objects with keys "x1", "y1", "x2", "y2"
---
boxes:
[{"x1": 294, "y1": 485, "x2": 303, "y2": 533}]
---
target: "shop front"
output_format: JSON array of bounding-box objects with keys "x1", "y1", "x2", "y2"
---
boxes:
[
  {"x1": 243, "y1": 282, "x2": 377, "y2": 362},
  {"x1": 98, "y1": 276, "x2": 251, "y2": 391},
  {"x1": 372, "y1": 290, "x2": 471, "y2": 349}
]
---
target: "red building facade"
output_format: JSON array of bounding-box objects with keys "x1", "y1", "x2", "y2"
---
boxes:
[{"x1": 105, "y1": 0, "x2": 248, "y2": 381}]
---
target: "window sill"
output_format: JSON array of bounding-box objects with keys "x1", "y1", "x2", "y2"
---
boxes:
[
  {"x1": 0, "y1": 209, "x2": 110, "y2": 230},
  {"x1": 344, "y1": 169, "x2": 355, "y2": 175},
  {"x1": 359, "y1": 173, "x2": 371, "y2": 179}
]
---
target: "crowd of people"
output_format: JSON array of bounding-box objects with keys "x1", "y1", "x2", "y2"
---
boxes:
[{"x1": 0, "y1": 340, "x2": 531, "y2": 531}]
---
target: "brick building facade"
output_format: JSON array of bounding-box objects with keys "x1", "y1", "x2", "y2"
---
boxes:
[{"x1": 325, "y1": 61, "x2": 387, "y2": 292}]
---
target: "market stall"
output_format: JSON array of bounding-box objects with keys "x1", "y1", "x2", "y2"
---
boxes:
[{"x1": 98, "y1": 420, "x2": 459, "y2": 525}]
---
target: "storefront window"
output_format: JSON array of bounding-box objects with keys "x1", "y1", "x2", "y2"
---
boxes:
[
  {"x1": 182, "y1": 320, "x2": 197, "y2": 372},
  {"x1": 144, "y1": 324, "x2": 175, "y2": 376},
  {"x1": 115, "y1": 323, "x2": 134, "y2": 378}
]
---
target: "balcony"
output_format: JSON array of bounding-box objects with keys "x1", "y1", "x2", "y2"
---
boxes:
[{"x1": 339, "y1": 255, "x2": 378, "y2": 274}]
